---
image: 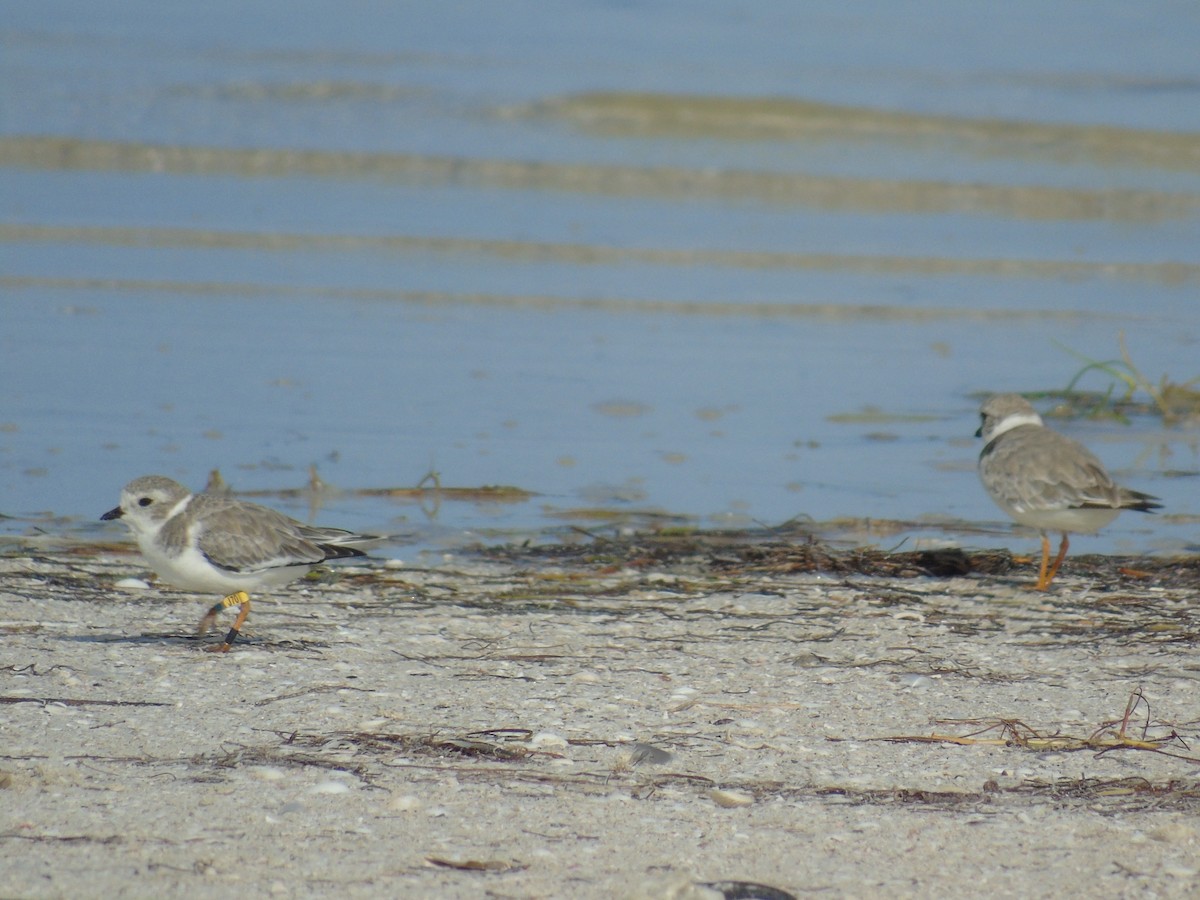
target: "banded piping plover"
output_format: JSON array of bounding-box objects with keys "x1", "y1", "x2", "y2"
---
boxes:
[
  {"x1": 102, "y1": 475, "x2": 378, "y2": 651},
  {"x1": 976, "y1": 394, "x2": 1161, "y2": 590}
]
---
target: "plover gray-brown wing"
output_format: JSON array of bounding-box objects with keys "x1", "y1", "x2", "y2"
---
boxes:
[{"x1": 186, "y1": 494, "x2": 369, "y2": 576}]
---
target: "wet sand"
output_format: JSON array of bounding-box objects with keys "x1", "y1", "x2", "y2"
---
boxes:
[{"x1": 3, "y1": 535, "x2": 1200, "y2": 898}]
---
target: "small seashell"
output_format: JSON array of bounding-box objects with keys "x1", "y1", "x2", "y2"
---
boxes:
[
  {"x1": 387, "y1": 794, "x2": 422, "y2": 812},
  {"x1": 709, "y1": 789, "x2": 754, "y2": 808},
  {"x1": 310, "y1": 780, "x2": 351, "y2": 795},
  {"x1": 247, "y1": 766, "x2": 286, "y2": 782}
]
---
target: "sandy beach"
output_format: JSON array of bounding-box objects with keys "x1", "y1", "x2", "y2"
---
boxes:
[{"x1": 3, "y1": 536, "x2": 1200, "y2": 898}]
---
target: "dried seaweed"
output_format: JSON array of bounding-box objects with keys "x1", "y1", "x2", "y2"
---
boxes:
[{"x1": 869, "y1": 688, "x2": 1200, "y2": 763}]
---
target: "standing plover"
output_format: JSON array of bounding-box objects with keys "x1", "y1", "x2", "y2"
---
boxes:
[
  {"x1": 976, "y1": 394, "x2": 1161, "y2": 590},
  {"x1": 102, "y1": 475, "x2": 378, "y2": 650}
]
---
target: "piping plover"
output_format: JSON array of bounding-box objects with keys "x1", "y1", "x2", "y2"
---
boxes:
[
  {"x1": 976, "y1": 394, "x2": 1161, "y2": 590},
  {"x1": 101, "y1": 475, "x2": 378, "y2": 651}
]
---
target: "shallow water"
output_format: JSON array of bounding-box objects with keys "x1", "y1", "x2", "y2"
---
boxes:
[{"x1": 2, "y1": 2, "x2": 1199, "y2": 557}]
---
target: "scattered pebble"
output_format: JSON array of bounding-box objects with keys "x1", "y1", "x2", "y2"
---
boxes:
[
  {"x1": 645, "y1": 573, "x2": 678, "y2": 584},
  {"x1": 530, "y1": 732, "x2": 568, "y2": 750},
  {"x1": 702, "y1": 880, "x2": 798, "y2": 900},
  {"x1": 1150, "y1": 823, "x2": 1197, "y2": 844},
  {"x1": 627, "y1": 743, "x2": 673, "y2": 766},
  {"x1": 626, "y1": 878, "x2": 723, "y2": 900},
  {"x1": 113, "y1": 577, "x2": 150, "y2": 590}
]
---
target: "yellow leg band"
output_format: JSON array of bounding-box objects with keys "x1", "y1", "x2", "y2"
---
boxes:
[
  {"x1": 197, "y1": 591, "x2": 252, "y2": 652},
  {"x1": 220, "y1": 591, "x2": 250, "y2": 611}
]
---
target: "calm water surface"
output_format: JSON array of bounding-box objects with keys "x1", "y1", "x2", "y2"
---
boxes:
[{"x1": 3, "y1": 2, "x2": 1199, "y2": 557}]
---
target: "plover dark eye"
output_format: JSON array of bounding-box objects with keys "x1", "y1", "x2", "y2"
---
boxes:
[{"x1": 138, "y1": 497, "x2": 153, "y2": 507}]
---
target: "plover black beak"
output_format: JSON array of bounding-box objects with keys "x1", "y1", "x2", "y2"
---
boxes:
[{"x1": 100, "y1": 506, "x2": 124, "y2": 521}]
